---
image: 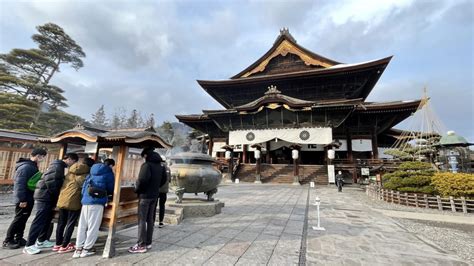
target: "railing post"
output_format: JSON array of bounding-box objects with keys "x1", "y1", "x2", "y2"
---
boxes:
[
  {"x1": 461, "y1": 197, "x2": 467, "y2": 213},
  {"x1": 449, "y1": 196, "x2": 456, "y2": 212},
  {"x1": 404, "y1": 193, "x2": 408, "y2": 206},
  {"x1": 414, "y1": 194, "x2": 418, "y2": 208},
  {"x1": 397, "y1": 191, "x2": 401, "y2": 204},
  {"x1": 424, "y1": 194, "x2": 429, "y2": 209},
  {"x1": 391, "y1": 190, "x2": 394, "y2": 203},
  {"x1": 436, "y1": 195, "x2": 442, "y2": 211}
]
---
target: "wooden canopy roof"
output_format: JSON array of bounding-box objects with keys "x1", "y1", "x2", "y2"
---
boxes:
[{"x1": 39, "y1": 124, "x2": 172, "y2": 149}]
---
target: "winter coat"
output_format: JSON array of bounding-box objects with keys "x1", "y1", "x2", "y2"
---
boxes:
[
  {"x1": 336, "y1": 174, "x2": 344, "y2": 186},
  {"x1": 135, "y1": 152, "x2": 166, "y2": 199},
  {"x1": 81, "y1": 163, "x2": 115, "y2": 206},
  {"x1": 57, "y1": 163, "x2": 90, "y2": 211},
  {"x1": 159, "y1": 162, "x2": 171, "y2": 194},
  {"x1": 13, "y1": 158, "x2": 38, "y2": 204},
  {"x1": 34, "y1": 160, "x2": 67, "y2": 204}
]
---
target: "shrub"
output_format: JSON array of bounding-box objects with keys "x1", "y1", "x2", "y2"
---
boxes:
[
  {"x1": 398, "y1": 185, "x2": 436, "y2": 194},
  {"x1": 398, "y1": 161, "x2": 432, "y2": 171},
  {"x1": 431, "y1": 172, "x2": 474, "y2": 198},
  {"x1": 382, "y1": 161, "x2": 435, "y2": 194}
]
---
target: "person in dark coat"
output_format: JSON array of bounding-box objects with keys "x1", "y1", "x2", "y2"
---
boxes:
[
  {"x1": 128, "y1": 147, "x2": 166, "y2": 253},
  {"x1": 23, "y1": 153, "x2": 78, "y2": 255},
  {"x1": 2, "y1": 148, "x2": 47, "y2": 249}
]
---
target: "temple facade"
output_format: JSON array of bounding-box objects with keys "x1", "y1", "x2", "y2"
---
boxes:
[{"x1": 176, "y1": 29, "x2": 421, "y2": 184}]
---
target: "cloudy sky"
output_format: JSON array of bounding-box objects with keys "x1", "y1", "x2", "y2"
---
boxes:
[{"x1": 1, "y1": 0, "x2": 473, "y2": 140}]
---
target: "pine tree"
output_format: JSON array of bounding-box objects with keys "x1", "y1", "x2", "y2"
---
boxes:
[
  {"x1": 159, "y1": 121, "x2": 174, "y2": 144},
  {"x1": 110, "y1": 112, "x2": 121, "y2": 129},
  {"x1": 91, "y1": 105, "x2": 108, "y2": 128},
  {"x1": 145, "y1": 113, "x2": 156, "y2": 128},
  {"x1": 126, "y1": 109, "x2": 139, "y2": 128}
]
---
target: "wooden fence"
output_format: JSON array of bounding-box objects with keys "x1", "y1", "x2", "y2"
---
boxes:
[
  {"x1": 0, "y1": 147, "x2": 58, "y2": 185},
  {"x1": 366, "y1": 184, "x2": 474, "y2": 213}
]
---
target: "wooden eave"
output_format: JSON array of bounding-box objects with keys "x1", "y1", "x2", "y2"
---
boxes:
[
  {"x1": 356, "y1": 100, "x2": 422, "y2": 112},
  {"x1": 231, "y1": 34, "x2": 341, "y2": 79}
]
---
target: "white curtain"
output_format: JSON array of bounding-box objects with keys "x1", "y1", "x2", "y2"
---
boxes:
[
  {"x1": 351, "y1": 139, "x2": 372, "y2": 152},
  {"x1": 229, "y1": 127, "x2": 332, "y2": 145}
]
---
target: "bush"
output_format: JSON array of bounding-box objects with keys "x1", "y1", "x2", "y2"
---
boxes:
[
  {"x1": 398, "y1": 161, "x2": 432, "y2": 171},
  {"x1": 382, "y1": 161, "x2": 435, "y2": 194},
  {"x1": 398, "y1": 185, "x2": 436, "y2": 194},
  {"x1": 431, "y1": 173, "x2": 474, "y2": 198}
]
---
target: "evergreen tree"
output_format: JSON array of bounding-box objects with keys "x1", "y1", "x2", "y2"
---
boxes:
[
  {"x1": 110, "y1": 112, "x2": 121, "y2": 129},
  {"x1": 91, "y1": 105, "x2": 108, "y2": 128},
  {"x1": 160, "y1": 121, "x2": 174, "y2": 143},
  {"x1": 145, "y1": 113, "x2": 155, "y2": 128},
  {"x1": 126, "y1": 109, "x2": 139, "y2": 128}
]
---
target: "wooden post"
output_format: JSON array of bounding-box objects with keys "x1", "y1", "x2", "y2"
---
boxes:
[
  {"x1": 414, "y1": 194, "x2": 418, "y2": 207},
  {"x1": 58, "y1": 143, "x2": 68, "y2": 159},
  {"x1": 449, "y1": 196, "x2": 456, "y2": 212},
  {"x1": 103, "y1": 145, "x2": 127, "y2": 258},
  {"x1": 397, "y1": 191, "x2": 401, "y2": 204},
  {"x1": 346, "y1": 133, "x2": 353, "y2": 163},
  {"x1": 208, "y1": 137, "x2": 213, "y2": 157},
  {"x1": 391, "y1": 190, "x2": 394, "y2": 203},
  {"x1": 436, "y1": 195, "x2": 442, "y2": 211},
  {"x1": 371, "y1": 129, "x2": 378, "y2": 159},
  {"x1": 461, "y1": 197, "x2": 467, "y2": 213},
  {"x1": 424, "y1": 194, "x2": 429, "y2": 208},
  {"x1": 404, "y1": 193, "x2": 408, "y2": 206},
  {"x1": 242, "y1": 145, "x2": 248, "y2": 164}
]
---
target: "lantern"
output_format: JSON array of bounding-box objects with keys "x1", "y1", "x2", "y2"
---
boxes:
[
  {"x1": 254, "y1": 149, "x2": 261, "y2": 160},
  {"x1": 327, "y1": 149, "x2": 335, "y2": 160},
  {"x1": 225, "y1": 150, "x2": 231, "y2": 159},
  {"x1": 292, "y1": 149, "x2": 299, "y2": 160}
]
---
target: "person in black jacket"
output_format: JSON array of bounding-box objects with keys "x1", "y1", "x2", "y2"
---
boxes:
[
  {"x1": 2, "y1": 148, "x2": 47, "y2": 249},
  {"x1": 128, "y1": 147, "x2": 166, "y2": 253},
  {"x1": 23, "y1": 153, "x2": 78, "y2": 255}
]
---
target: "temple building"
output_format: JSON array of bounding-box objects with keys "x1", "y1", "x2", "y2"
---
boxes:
[{"x1": 176, "y1": 29, "x2": 421, "y2": 184}]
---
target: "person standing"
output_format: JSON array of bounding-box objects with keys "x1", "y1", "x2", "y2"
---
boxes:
[
  {"x1": 157, "y1": 162, "x2": 170, "y2": 228},
  {"x1": 128, "y1": 148, "x2": 165, "y2": 253},
  {"x1": 53, "y1": 161, "x2": 90, "y2": 253},
  {"x1": 2, "y1": 148, "x2": 47, "y2": 249},
  {"x1": 72, "y1": 159, "x2": 115, "y2": 258},
  {"x1": 336, "y1": 171, "x2": 344, "y2": 192},
  {"x1": 23, "y1": 153, "x2": 78, "y2": 255}
]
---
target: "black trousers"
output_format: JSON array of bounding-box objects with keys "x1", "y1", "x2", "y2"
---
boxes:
[
  {"x1": 26, "y1": 201, "x2": 54, "y2": 247},
  {"x1": 158, "y1": 193, "x2": 167, "y2": 223},
  {"x1": 56, "y1": 208, "x2": 81, "y2": 247},
  {"x1": 4, "y1": 201, "x2": 34, "y2": 242},
  {"x1": 137, "y1": 198, "x2": 157, "y2": 246}
]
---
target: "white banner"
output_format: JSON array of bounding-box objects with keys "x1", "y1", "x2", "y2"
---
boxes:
[
  {"x1": 351, "y1": 139, "x2": 372, "y2": 152},
  {"x1": 328, "y1": 165, "x2": 335, "y2": 183},
  {"x1": 229, "y1": 127, "x2": 332, "y2": 145}
]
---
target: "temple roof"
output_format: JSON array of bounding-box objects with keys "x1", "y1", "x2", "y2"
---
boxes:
[{"x1": 231, "y1": 28, "x2": 341, "y2": 79}]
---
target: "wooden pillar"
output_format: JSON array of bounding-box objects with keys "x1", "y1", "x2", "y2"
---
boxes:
[
  {"x1": 372, "y1": 129, "x2": 379, "y2": 159},
  {"x1": 242, "y1": 145, "x2": 248, "y2": 164},
  {"x1": 265, "y1": 141, "x2": 270, "y2": 164},
  {"x1": 58, "y1": 143, "x2": 68, "y2": 159},
  {"x1": 346, "y1": 133, "x2": 353, "y2": 163},
  {"x1": 208, "y1": 137, "x2": 213, "y2": 157},
  {"x1": 103, "y1": 145, "x2": 127, "y2": 258},
  {"x1": 92, "y1": 143, "x2": 100, "y2": 161}
]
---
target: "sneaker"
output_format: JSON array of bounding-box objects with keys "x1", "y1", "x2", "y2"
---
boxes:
[
  {"x1": 158, "y1": 222, "x2": 164, "y2": 228},
  {"x1": 72, "y1": 248, "x2": 82, "y2": 258},
  {"x1": 128, "y1": 244, "x2": 147, "y2": 253},
  {"x1": 3, "y1": 240, "x2": 20, "y2": 249},
  {"x1": 15, "y1": 238, "x2": 27, "y2": 247},
  {"x1": 80, "y1": 248, "x2": 96, "y2": 258},
  {"x1": 36, "y1": 240, "x2": 54, "y2": 249},
  {"x1": 23, "y1": 245, "x2": 41, "y2": 255},
  {"x1": 52, "y1": 245, "x2": 61, "y2": 252},
  {"x1": 146, "y1": 244, "x2": 152, "y2": 249},
  {"x1": 58, "y1": 243, "x2": 75, "y2": 253}
]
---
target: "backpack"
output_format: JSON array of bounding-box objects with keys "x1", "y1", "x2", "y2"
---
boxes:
[{"x1": 27, "y1": 171, "x2": 42, "y2": 191}]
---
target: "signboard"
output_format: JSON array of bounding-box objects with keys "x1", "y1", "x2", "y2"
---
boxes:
[
  {"x1": 361, "y1": 167, "x2": 370, "y2": 176},
  {"x1": 84, "y1": 142, "x2": 98, "y2": 153},
  {"x1": 327, "y1": 165, "x2": 335, "y2": 183}
]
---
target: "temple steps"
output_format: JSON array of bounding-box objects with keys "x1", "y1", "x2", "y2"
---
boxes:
[{"x1": 235, "y1": 164, "x2": 328, "y2": 185}]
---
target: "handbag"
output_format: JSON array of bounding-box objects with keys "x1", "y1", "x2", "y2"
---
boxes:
[{"x1": 87, "y1": 179, "x2": 107, "y2": 198}]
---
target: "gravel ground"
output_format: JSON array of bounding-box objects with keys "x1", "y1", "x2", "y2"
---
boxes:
[{"x1": 351, "y1": 186, "x2": 474, "y2": 263}]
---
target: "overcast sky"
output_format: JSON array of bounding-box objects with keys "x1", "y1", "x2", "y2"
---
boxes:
[{"x1": 1, "y1": 0, "x2": 473, "y2": 141}]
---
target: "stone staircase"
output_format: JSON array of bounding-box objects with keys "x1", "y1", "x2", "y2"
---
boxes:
[
  {"x1": 235, "y1": 164, "x2": 328, "y2": 185},
  {"x1": 300, "y1": 165, "x2": 328, "y2": 185}
]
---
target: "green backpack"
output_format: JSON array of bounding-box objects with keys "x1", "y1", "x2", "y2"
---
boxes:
[{"x1": 27, "y1": 171, "x2": 42, "y2": 191}]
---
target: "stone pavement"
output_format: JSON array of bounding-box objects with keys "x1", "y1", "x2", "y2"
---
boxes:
[
  {"x1": 306, "y1": 186, "x2": 469, "y2": 265},
  {"x1": 0, "y1": 184, "x2": 469, "y2": 265}
]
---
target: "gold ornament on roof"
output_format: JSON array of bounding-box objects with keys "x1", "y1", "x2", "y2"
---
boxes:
[{"x1": 265, "y1": 85, "x2": 281, "y2": 95}]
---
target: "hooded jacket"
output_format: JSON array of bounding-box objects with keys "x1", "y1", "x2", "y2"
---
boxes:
[
  {"x1": 135, "y1": 152, "x2": 166, "y2": 199},
  {"x1": 159, "y1": 163, "x2": 171, "y2": 194},
  {"x1": 13, "y1": 158, "x2": 38, "y2": 204},
  {"x1": 34, "y1": 160, "x2": 67, "y2": 204},
  {"x1": 57, "y1": 163, "x2": 90, "y2": 211},
  {"x1": 81, "y1": 163, "x2": 115, "y2": 206}
]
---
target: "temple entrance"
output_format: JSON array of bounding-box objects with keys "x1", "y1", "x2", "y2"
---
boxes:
[{"x1": 269, "y1": 146, "x2": 292, "y2": 164}]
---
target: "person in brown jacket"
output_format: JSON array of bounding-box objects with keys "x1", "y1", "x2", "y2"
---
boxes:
[{"x1": 53, "y1": 161, "x2": 91, "y2": 253}]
